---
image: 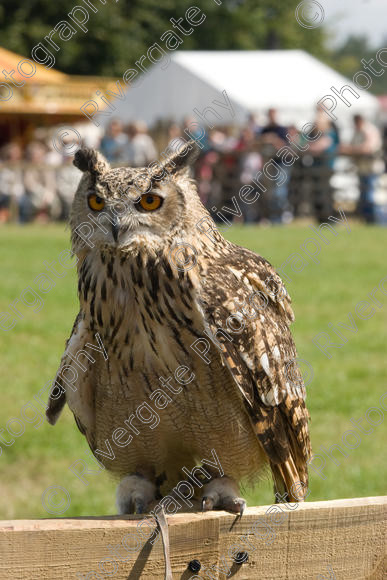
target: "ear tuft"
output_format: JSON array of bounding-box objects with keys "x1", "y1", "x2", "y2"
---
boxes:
[
  {"x1": 161, "y1": 139, "x2": 200, "y2": 176},
  {"x1": 73, "y1": 147, "x2": 110, "y2": 175}
]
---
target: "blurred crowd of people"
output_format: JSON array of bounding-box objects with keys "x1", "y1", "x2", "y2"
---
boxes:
[
  {"x1": 0, "y1": 109, "x2": 385, "y2": 225},
  {"x1": 100, "y1": 120, "x2": 158, "y2": 166},
  {"x1": 0, "y1": 141, "x2": 79, "y2": 224},
  {"x1": 192, "y1": 108, "x2": 384, "y2": 224}
]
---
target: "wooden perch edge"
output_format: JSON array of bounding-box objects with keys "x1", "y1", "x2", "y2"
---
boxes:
[{"x1": 0, "y1": 496, "x2": 386, "y2": 579}]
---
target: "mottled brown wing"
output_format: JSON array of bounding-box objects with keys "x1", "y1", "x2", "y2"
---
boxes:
[
  {"x1": 46, "y1": 311, "x2": 96, "y2": 450},
  {"x1": 199, "y1": 241, "x2": 311, "y2": 499}
]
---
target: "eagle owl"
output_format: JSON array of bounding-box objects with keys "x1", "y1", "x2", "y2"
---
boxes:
[{"x1": 46, "y1": 141, "x2": 311, "y2": 515}]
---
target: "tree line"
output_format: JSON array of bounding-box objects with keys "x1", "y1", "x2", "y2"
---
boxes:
[{"x1": 0, "y1": 0, "x2": 384, "y2": 94}]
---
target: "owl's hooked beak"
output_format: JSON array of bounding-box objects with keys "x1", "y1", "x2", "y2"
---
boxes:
[{"x1": 111, "y1": 218, "x2": 120, "y2": 243}]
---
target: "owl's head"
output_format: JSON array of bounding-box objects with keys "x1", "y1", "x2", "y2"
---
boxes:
[{"x1": 70, "y1": 140, "x2": 203, "y2": 255}]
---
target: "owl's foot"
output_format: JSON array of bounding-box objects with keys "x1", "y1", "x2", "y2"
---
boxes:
[
  {"x1": 201, "y1": 476, "x2": 246, "y2": 516},
  {"x1": 116, "y1": 474, "x2": 156, "y2": 514}
]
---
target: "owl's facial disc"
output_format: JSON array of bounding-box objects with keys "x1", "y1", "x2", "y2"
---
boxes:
[
  {"x1": 71, "y1": 142, "x2": 199, "y2": 253},
  {"x1": 77, "y1": 181, "x2": 183, "y2": 251}
]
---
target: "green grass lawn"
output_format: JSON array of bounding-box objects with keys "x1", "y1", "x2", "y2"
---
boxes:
[{"x1": 0, "y1": 222, "x2": 386, "y2": 519}]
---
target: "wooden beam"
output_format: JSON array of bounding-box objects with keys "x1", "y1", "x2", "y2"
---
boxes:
[{"x1": 0, "y1": 496, "x2": 386, "y2": 579}]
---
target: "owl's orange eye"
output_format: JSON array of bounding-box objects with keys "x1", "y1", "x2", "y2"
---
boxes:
[
  {"x1": 138, "y1": 193, "x2": 163, "y2": 212},
  {"x1": 88, "y1": 193, "x2": 105, "y2": 211}
]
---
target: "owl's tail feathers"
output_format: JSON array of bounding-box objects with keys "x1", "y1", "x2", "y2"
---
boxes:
[
  {"x1": 270, "y1": 456, "x2": 308, "y2": 503},
  {"x1": 253, "y1": 403, "x2": 310, "y2": 503}
]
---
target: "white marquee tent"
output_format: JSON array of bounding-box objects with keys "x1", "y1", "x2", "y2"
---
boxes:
[{"x1": 98, "y1": 50, "x2": 381, "y2": 131}]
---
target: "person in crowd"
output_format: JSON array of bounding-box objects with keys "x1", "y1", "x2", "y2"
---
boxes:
[
  {"x1": 21, "y1": 142, "x2": 58, "y2": 223},
  {"x1": 260, "y1": 108, "x2": 288, "y2": 146},
  {"x1": 306, "y1": 109, "x2": 340, "y2": 168},
  {"x1": 210, "y1": 126, "x2": 239, "y2": 153},
  {"x1": 0, "y1": 143, "x2": 24, "y2": 223},
  {"x1": 298, "y1": 108, "x2": 340, "y2": 222},
  {"x1": 124, "y1": 121, "x2": 157, "y2": 167},
  {"x1": 100, "y1": 119, "x2": 128, "y2": 163},
  {"x1": 259, "y1": 108, "x2": 291, "y2": 223},
  {"x1": 183, "y1": 116, "x2": 210, "y2": 152},
  {"x1": 208, "y1": 128, "x2": 227, "y2": 151},
  {"x1": 341, "y1": 114, "x2": 383, "y2": 223},
  {"x1": 45, "y1": 139, "x2": 64, "y2": 167},
  {"x1": 166, "y1": 123, "x2": 187, "y2": 153},
  {"x1": 236, "y1": 127, "x2": 263, "y2": 223},
  {"x1": 235, "y1": 126, "x2": 258, "y2": 152},
  {"x1": 246, "y1": 112, "x2": 262, "y2": 137}
]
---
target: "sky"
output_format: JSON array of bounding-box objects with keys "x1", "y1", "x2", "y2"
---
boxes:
[{"x1": 322, "y1": 0, "x2": 387, "y2": 47}]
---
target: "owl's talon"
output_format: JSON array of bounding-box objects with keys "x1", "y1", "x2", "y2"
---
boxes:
[
  {"x1": 222, "y1": 497, "x2": 246, "y2": 517},
  {"x1": 201, "y1": 476, "x2": 246, "y2": 515},
  {"x1": 134, "y1": 498, "x2": 146, "y2": 514},
  {"x1": 116, "y1": 474, "x2": 156, "y2": 515},
  {"x1": 201, "y1": 496, "x2": 214, "y2": 512},
  {"x1": 239, "y1": 500, "x2": 246, "y2": 517}
]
